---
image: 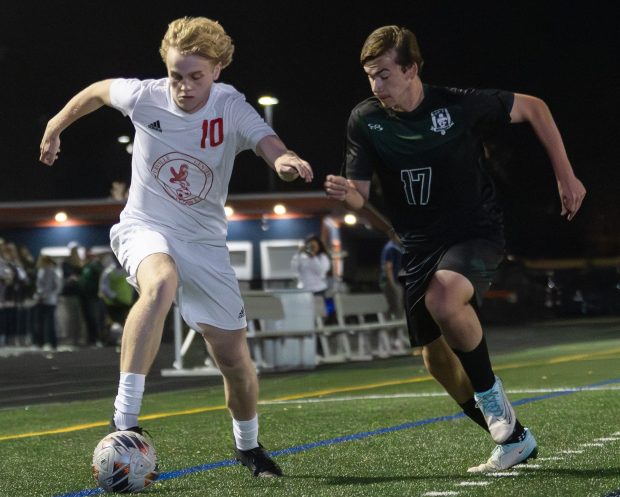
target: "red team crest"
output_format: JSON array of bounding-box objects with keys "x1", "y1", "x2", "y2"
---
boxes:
[{"x1": 151, "y1": 152, "x2": 214, "y2": 205}]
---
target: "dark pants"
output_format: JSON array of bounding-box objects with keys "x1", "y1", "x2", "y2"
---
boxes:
[
  {"x1": 80, "y1": 296, "x2": 105, "y2": 345},
  {"x1": 35, "y1": 303, "x2": 57, "y2": 349}
]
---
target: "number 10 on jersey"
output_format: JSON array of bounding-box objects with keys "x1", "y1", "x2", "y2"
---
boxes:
[{"x1": 201, "y1": 118, "x2": 224, "y2": 148}]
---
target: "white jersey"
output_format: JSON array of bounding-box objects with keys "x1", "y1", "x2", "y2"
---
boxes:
[{"x1": 109, "y1": 78, "x2": 274, "y2": 244}]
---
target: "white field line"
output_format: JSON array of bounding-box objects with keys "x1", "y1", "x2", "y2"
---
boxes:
[
  {"x1": 259, "y1": 386, "x2": 620, "y2": 405},
  {"x1": 433, "y1": 430, "x2": 618, "y2": 497}
]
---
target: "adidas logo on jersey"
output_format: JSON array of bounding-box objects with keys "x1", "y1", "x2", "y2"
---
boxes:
[{"x1": 147, "y1": 120, "x2": 162, "y2": 132}]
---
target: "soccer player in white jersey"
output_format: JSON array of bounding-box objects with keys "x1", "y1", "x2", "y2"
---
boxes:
[{"x1": 39, "y1": 16, "x2": 313, "y2": 477}]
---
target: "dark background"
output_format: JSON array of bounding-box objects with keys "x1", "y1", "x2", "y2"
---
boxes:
[{"x1": 1, "y1": 1, "x2": 618, "y2": 257}]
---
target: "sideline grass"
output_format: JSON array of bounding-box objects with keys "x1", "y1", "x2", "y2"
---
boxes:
[{"x1": 0, "y1": 339, "x2": 619, "y2": 497}]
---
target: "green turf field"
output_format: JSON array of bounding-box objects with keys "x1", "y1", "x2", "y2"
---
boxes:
[{"x1": 1, "y1": 338, "x2": 619, "y2": 497}]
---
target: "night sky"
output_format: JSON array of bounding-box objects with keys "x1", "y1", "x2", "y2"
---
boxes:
[{"x1": 1, "y1": 1, "x2": 618, "y2": 257}]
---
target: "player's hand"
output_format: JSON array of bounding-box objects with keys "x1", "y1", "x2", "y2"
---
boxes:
[
  {"x1": 39, "y1": 125, "x2": 61, "y2": 166},
  {"x1": 558, "y1": 174, "x2": 586, "y2": 221},
  {"x1": 275, "y1": 152, "x2": 313, "y2": 182},
  {"x1": 324, "y1": 174, "x2": 355, "y2": 201}
]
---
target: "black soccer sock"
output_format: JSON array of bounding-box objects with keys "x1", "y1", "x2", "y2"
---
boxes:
[
  {"x1": 459, "y1": 397, "x2": 489, "y2": 432},
  {"x1": 503, "y1": 420, "x2": 526, "y2": 444},
  {"x1": 452, "y1": 336, "x2": 495, "y2": 393}
]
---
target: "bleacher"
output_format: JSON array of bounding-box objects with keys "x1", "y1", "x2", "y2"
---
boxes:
[{"x1": 161, "y1": 291, "x2": 411, "y2": 377}]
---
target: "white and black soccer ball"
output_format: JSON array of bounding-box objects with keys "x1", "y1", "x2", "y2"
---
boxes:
[{"x1": 92, "y1": 430, "x2": 159, "y2": 493}]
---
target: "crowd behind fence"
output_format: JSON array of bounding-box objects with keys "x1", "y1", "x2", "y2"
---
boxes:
[{"x1": 1, "y1": 234, "x2": 619, "y2": 361}]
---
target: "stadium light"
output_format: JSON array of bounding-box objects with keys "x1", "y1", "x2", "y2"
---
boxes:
[
  {"x1": 258, "y1": 95, "x2": 279, "y2": 191},
  {"x1": 273, "y1": 204, "x2": 286, "y2": 215},
  {"x1": 55, "y1": 211, "x2": 68, "y2": 223}
]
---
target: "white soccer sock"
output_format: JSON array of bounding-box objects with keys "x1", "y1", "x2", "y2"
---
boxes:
[
  {"x1": 233, "y1": 415, "x2": 259, "y2": 451},
  {"x1": 113, "y1": 372, "x2": 145, "y2": 430}
]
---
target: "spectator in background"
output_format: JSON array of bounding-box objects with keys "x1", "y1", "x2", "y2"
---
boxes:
[
  {"x1": 18, "y1": 245, "x2": 37, "y2": 288},
  {"x1": 3, "y1": 242, "x2": 31, "y2": 346},
  {"x1": 60, "y1": 242, "x2": 84, "y2": 346},
  {"x1": 80, "y1": 249, "x2": 106, "y2": 346},
  {"x1": 380, "y1": 234, "x2": 405, "y2": 319},
  {"x1": 110, "y1": 180, "x2": 129, "y2": 201},
  {"x1": 99, "y1": 254, "x2": 135, "y2": 345},
  {"x1": 291, "y1": 234, "x2": 331, "y2": 296},
  {"x1": 34, "y1": 255, "x2": 62, "y2": 350},
  {"x1": 61, "y1": 242, "x2": 83, "y2": 297},
  {"x1": 0, "y1": 239, "x2": 14, "y2": 347}
]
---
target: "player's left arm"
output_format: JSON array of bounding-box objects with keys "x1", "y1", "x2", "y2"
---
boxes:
[
  {"x1": 510, "y1": 93, "x2": 586, "y2": 220},
  {"x1": 256, "y1": 135, "x2": 313, "y2": 183}
]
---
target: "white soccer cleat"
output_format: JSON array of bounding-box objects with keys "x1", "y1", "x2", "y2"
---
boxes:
[
  {"x1": 467, "y1": 428, "x2": 538, "y2": 473},
  {"x1": 474, "y1": 376, "x2": 516, "y2": 444}
]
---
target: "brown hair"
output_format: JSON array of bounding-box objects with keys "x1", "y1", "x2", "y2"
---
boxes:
[
  {"x1": 360, "y1": 25, "x2": 424, "y2": 73},
  {"x1": 159, "y1": 16, "x2": 234, "y2": 69}
]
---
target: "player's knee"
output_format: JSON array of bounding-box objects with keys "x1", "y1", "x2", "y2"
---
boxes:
[
  {"x1": 219, "y1": 356, "x2": 255, "y2": 383},
  {"x1": 424, "y1": 291, "x2": 455, "y2": 323},
  {"x1": 139, "y1": 276, "x2": 176, "y2": 309}
]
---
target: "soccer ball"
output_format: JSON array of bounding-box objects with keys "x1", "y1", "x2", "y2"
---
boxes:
[{"x1": 92, "y1": 431, "x2": 159, "y2": 493}]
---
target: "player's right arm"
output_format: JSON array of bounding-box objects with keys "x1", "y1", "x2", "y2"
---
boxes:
[
  {"x1": 39, "y1": 79, "x2": 115, "y2": 166},
  {"x1": 324, "y1": 175, "x2": 370, "y2": 211}
]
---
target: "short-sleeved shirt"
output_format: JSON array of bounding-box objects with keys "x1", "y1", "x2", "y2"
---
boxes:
[
  {"x1": 380, "y1": 240, "x2": 404, "y2": 283},
  {"x1": 345, "y1": 84, "x2": 514, "y2": 252},
  {"x1": 109, "y1": 78, "x2": 274, "y2": 245}
]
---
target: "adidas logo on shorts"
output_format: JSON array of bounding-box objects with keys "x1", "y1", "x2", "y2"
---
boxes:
[{"x1": 238, "y1": 307, "x2": 245, "y2": 319}]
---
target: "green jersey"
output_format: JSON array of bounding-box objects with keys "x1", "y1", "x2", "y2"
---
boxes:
[{"x1": 345, "y1": 85, "x2": 514, "y2": 251}]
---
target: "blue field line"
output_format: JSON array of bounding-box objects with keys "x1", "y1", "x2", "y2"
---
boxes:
[{"x1": 53, "y1": 376, "x2": 620, "y2": 497}]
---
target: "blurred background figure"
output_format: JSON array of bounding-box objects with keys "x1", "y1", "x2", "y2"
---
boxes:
[
  {"x1": 109, "y1": 180, "x2": 129, "y2": 202},
  {"x1": 99, "y1": 254, "x2": 135, "y2": 346},
  {"x1": 59, "y1": 241, "x2": 85, "y2": 346},
  {"x1": 0, "y1": 238, "x2": 13, "y2": 347},
  {"x1": 380, "y1": 234, "x2": 405, "y2": 319},
  {"x1": 34, "y1": 255, "x2": 62, "y2": 350},
  {"x1": 80, "y1": 249, "x2": 106, "y2": 347},
  {"x1": 291, "y1": 234, "x2": 331, "y2": 296},
  {"x1": 61, "y1": 242, "x2": 83, "y2": 297},
  {"x1": 2, "y1": 242, "x2": 32, "y2": 346}
]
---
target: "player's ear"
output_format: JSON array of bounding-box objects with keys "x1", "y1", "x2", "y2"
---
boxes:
[
  {"x1": 213, "y1": 63, "x2": 222, "y2": 81},
  {"x1": 403, "y1": 63, "x2": 418, "y2": 80}
]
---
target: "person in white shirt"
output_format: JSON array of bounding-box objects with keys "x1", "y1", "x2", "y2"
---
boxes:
[
  {"x1": 39, "y1": 16, "x2": 313, "y2": 478},
  {"x1": 291, "y1": 235, "x2": 331, "y2": 295}
]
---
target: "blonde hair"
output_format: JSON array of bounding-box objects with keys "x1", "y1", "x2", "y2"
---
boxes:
[{"x1": 159, "y1": 17, "x2": 234, "y2": 69}]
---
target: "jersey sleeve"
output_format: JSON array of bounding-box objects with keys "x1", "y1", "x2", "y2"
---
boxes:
[
  {"x1": 109, "y1": 78, "x2": 145, "y2": 117},
  {"x1": 228, "y1": 96, "x2": 275, "y2": 154},
  {"x1": 460, "y1": 89, "x2": 514, "y2": 139},
  {"x1": 344, "y1": 108, "x2": 378, "y2": 180}
]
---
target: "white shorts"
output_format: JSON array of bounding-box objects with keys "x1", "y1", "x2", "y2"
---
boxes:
[{"x1": 110, "y1": 223, "x2": 247, "y2": 331}]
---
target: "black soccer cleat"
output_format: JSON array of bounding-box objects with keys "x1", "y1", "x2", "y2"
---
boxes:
[{"x1": 235, "y1": 443, "x2": 283, "y2": 477}]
